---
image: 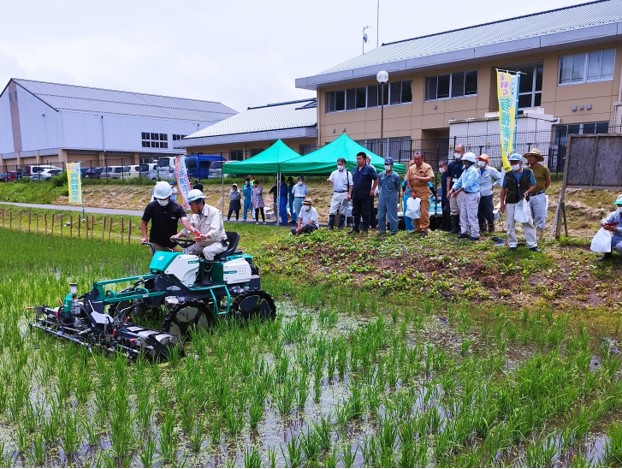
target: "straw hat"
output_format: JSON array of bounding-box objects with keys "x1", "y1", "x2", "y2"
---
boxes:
[{"x1": 524, "y1": 148, "x2": 544, "y2": 162}]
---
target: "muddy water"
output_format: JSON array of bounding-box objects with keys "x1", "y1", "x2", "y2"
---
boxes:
[{"x1": 0, "y1": 300, "x2": 617, "y2": 467}]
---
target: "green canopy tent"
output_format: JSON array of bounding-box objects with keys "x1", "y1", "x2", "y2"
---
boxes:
[
  {"x1": 279, "y1": 133, "x2": 406, "y2": 176},
  {"x1": 221, "y1": 139, "x2": 303, "y2": 225}
]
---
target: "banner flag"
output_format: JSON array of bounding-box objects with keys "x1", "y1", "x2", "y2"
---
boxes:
[
  {"x1": 66, "y1": 162, "x2": 82, "y2": 205},
  {"x1": 174, "y1": 156, "x2": 192, "y2": 209},
  {"x1": 496, "y1": 70, "x2": 520, "y2": 171}
]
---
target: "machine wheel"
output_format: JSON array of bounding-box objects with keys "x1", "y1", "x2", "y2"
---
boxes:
[
  {"x1": 231, "y1": 289, "x2": 276, "y2": 321},
  {"x1": 162, "y1": 300, "x2": 213, "y2": 340}
]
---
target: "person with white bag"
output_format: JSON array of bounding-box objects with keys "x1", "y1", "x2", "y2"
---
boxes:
[
  {"x1": 524, "y1": 148, "x2": 551, "y2": 242},
  {"x1": 595, "y1": 194, "x2": 622, "y2": 261},
  {"x1": 499, "y1": 153, "x2": 540, "y2": 252}
]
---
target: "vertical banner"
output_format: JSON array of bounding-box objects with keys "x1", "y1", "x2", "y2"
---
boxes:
[
  {"x1": 174, "y1": 155, "x2": 192, "y2": 209},
  {"x1": 66, "y1": 162, "x2": 82, "y2": 205},
  {"x1": 497, "y1": 70, "x2": 520, "y2": 171}
]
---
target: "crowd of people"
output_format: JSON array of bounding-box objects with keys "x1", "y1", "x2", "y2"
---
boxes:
[{"x1": 140, "y1": 148, "x2": 622, "y2": 260}]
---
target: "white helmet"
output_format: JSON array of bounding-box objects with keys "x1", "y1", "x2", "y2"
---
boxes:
[
  {"x1": 462, "y1": 152, "x2": 477, "y2": 164},
  {"x1": 153, "y1": 181, "x2": 172, "y2": 199},
  {"x1": 186, "y1": 189, "x2": 205, "y2": 204}
]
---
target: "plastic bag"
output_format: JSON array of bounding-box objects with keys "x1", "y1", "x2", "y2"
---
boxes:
[
  {"x1": 405, "y1": 197, "x2": 421, "y2": 219},
  {"x1": 590, "y1": 227, "x2": 612, "y2": 253},
  {"x1": 513, "y1": 199, "x2": 533, "y2": 224}
]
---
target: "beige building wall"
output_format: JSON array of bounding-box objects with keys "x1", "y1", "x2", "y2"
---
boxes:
[
  {"x1": 317, "y1": 40, "x2": 622, "y2": 143},
  {"x1": 185, "y1": 137, "x2": 317, "y2": 160}
]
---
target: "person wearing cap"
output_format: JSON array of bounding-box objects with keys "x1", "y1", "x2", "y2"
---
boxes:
[
  {"x1": 291, "y1": 198, "x2": 319, "y2": 235},
  {"x1": 406, "y1": 151, "x2": 434, "y2": 236},
  {"x1": 499, "y1": 153, "x2": 540, "y2": 252},
  {"x1": 292, "y1": 176, "x2": 308, "y2": 224},
  {"x1": 172, "y1": 189, "x2": 228, "y2": 261},
  {"x1": 524, "y1": 148, "x2": 551, "y2": 241},
  {"x1": 376, "y1": 157, "x2": 401, "y2": 236},
  {"x1": 141, "y1": 181, "x2": 195, "y2": 254},
  {"x1": 350, "y1": 152, "x2": 378, "y2": 234},
  {"x1": 447, "y1": 144, "x2": 466, "y2": 234},
  {"x1": 448, "y1": 152, "x2": 481, "y2": 240},
  {"x1": 477, "y1": 154, "x2": 502, "y2": 233},
  {"x1": 327, "y1": 157, "x2": 354, "y2": 230},
  {"x1": 226, "y1": 183, "x2": 241, "y2": 222},
  {"x1": 598, "y1": 194, "x2": 622, "y2": 261}
]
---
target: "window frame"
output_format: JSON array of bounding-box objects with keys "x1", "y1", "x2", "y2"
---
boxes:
[
  {"x1": 424, "y1": 71, "x2": 478, "y2": 101},
  {"x1": 558, "y1": 49, "x2": 616, "y2": 85}
]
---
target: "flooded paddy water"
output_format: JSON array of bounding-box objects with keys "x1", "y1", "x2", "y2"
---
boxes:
[{"x1": 0, "y1": 297, "x2": 620, "y2": 467}]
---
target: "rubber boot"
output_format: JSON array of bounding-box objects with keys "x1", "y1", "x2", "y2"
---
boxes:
[
  {"x1": 479, "y1": 223, "x2": 487, "y2": 235},
  {"x1": 599, "y1": 252, "x2": 613, "y2": 262},
  {"x1": 450, "y1": 215, "x2": 460, "y2": 234},
  {"x1": 328, "y1": 214, "x2": 335, "y2": 230},
  {"x1": 338, "y1": 215, "x2": 345, "y2": 230},
  {"x1": 488, "y1": 222, "x2": 495, "y2": 233}
]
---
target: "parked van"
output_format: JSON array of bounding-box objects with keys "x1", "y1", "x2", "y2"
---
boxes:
[
  {"x1": 29, "y1": 165, "x2": 62, "y2": 177},
  {"x1": 157, "y1": 154, "x2": 225, "y2": 180},
  {"x1": 139, "y1": 163, "x2": 157, "y2": 180}
]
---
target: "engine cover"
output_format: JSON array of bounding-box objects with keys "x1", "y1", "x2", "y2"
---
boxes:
[
  {"x1": 222, "y1": 257, "x2": 252, "y2": 284},
  {"x1": 163, "y1": 254, "x2": 201, "y2": 287}
]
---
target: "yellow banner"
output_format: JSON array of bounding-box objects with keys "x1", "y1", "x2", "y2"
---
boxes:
[
  {"x1": 496, "y1": 71, "x2": 520, "y2": 171},
  {"x1": 66, "y1": 162, "x2": 82, "y2": 205}
]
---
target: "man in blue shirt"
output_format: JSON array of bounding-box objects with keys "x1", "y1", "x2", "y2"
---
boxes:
[
  {"x1": 349, "y1": 152, "x2": 378, "y2": 234},
  {"x1": 500, "y1": 153, "x2": 540, "y2": 252},
  {"x1": 448, "y1": 152, "x2": 481, "y2": 240},
  {"x1": 377, "y1": 157, "x2": 401, "y2": 235}
]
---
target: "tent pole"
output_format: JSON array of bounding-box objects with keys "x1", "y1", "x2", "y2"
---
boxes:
[{"x1": 276, "y1": 171, "x2": 280, "y2": 226}]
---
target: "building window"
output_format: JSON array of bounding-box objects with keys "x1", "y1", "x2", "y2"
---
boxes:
[
  {"x1": 325, "y1": 81, "x2": 411, "y2": 113},
  {"x1": 425, "y1": 71, "x2": 477, "y2": 101},
  {"x1": 141, "y1": 132, "x2": 168, "y2": 149},
  {"x1": 250, "y1": 148, "x2": 264, "y2": 156},
  {"x1": 230, "y1": 150, "x2": 244, "y2": 161},
  {"x1": 559, "y1": 49, "x2": 615, "y2": 84},
  {"x1": 500, "y1": 64, "x2": 543, "y2": 109},
  {"x1": 172, "y1": 134, "x2": 186, "y2": 141}
]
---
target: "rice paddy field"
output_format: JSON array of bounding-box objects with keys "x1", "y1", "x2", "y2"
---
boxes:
[{"x1": 0, "y1": 190, "x2": 622, "y2": 467}]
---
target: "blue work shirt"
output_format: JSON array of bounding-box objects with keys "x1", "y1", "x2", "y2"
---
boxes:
[
  {"x1": 452, "y1": 164, "x2": 480, "y2": 193},
  {"x1": 352, "y1": 164, "x2": 378, "y2": 194},
  {"x1": 377, "y1": 170, "x2": 401, "y2": 201}
]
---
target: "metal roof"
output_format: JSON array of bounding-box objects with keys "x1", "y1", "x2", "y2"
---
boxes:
[
  {"x1": 185, "y1": 98, "x2": 317, "y2": 139},
  {"x1": 296, "y1": 0, "x2": 622, "y2": 89},
  {"x1": 11, "y1": 78, "x2": 237, "y2": 122}
]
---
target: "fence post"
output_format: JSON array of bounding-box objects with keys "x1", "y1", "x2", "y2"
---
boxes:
[
  {"x1": 91, "y1": 216, "x2": 95, "y2": 239},
  {"x1": 70, "y1": 215, "x2": 73, "y2": 238},
  {"x1": 51, "y1": 214, "x2": 55, "y2": 236},
  {"x1": 102, "y1": 217, "x2": 106, "y2": 241},
  {"x1": 77, "y1": 216, "x2": 81, "y2": 239},
  {"x1": 128, "y1": 219, "x2": 132, "y2": 243},
  {"x1": 108, "y1": 217, "x2": 113, "y2": 241}
]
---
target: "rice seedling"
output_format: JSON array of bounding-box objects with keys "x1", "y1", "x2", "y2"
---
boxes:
[
  {"x1": 61, "y1": 410, "x2": 80, "y2": 459},
  {"x1": 243, "y1": 445, "x2": 262, "y2": 467},
  {"x1": 158, "y1": 408, "x2": 178, "y2": 463},
  {"x1": 139, "y1": 435, "x2": 156, "y2": 467},
  {"x1": 604, "y1": 422, "x2": 622, "y2": 466},
  {"x1": 341, "y1": 441, "x2": 357, "y2": 468},
  {"x1": 281, "y1": 433, "x2": 304, "y2": 467},
  {"x1": 29, "y1": 432, "x2": 45, "y2": 467},
  {"x1": 267, "y1": 446, "x2": 277, "y2": 468}
]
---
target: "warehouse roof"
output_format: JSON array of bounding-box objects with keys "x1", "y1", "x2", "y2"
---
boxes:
[
  {"x1": 7, "y1": 78, "x2": 237, "y2": 122},
  {"x1": 184, "y1": 98, "x2": 317, "y2": 139},
  {"x1": 296, "y1": 0, "x2": 622, "y2": 89}
]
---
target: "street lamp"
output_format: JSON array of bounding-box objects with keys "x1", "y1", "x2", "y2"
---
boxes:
[{"x1": 376, "y1": 70, "x2": 389, "y2": 157}]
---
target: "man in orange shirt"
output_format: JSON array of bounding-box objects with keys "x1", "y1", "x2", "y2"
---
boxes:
[{"x1": 406, "y1": 152, "x2": 435, "y2": 236}]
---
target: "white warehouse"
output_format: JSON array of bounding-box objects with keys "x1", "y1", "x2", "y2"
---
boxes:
[{"x1": 0, "y1": 78, "x2": 237, "y2": 171}]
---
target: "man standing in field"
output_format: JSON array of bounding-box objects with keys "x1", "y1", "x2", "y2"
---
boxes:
[
  {"x1": 349, "y1": 152, "x2": 378, "y2": 234},
  {"x1": 141, "y1": 181, "x2": 196, "y2": 254},
  {"x1": 327, "y1": 158, "x2": 353, "y2": 230},
  {"x1": 376, "y1": 157, "x2": 401, "y2": 236},
  {"x1": 524, "y1": 148, "x2": 551, "y2": 241},
  {"x1": 407, "y1": 152, "x2": 434, "y2": 236}
]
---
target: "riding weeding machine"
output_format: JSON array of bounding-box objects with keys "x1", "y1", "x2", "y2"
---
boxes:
[{"x1": 31, "y1": 232, "x2": 276, "y2": 360}]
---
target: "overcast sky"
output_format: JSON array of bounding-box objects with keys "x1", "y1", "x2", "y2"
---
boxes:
[{"x1": 0, "y1": 0, "x2": 589, "y2": 112}]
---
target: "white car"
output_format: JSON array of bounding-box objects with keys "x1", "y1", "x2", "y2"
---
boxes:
[{"x1": 30, "y1": 168, "x2": 63, "y2": 180}]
